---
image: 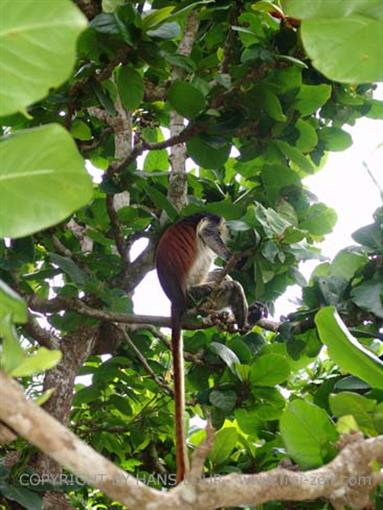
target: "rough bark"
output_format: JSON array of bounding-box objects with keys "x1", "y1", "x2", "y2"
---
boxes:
[{"x1": 1, "y1": 372, "x2": 381, "y2": 510}]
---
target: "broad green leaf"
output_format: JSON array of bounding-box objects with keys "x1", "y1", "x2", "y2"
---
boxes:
[
  {"x1": 143, "y1": 149, "x2": 169, "y2": 171},
  {"x1": 295, "y1": 119, "x2": 318, "y2": 153},
  {"x1": 300, "y1": 203, "x2": 337, "y2": 236},
  {"x1": 70, "y1": 119, "x2": 92, "y2": 141},
  {"x1": 261, "y1": 164, "x2": 301, "y2": 204},
  {"x1": 0, "y1": 280, "x2": 27, "y2": 322},
  {"x1": 263, "y1": 90, "x2": 286, "y2": 122},
  {"x1": 315, "y1": 307, "x2": 383, "y2": 389},
  {"x1": 0, "y1": 124, "x2": 93, "y2": 238},
  {"x1": 168, "y1": 81, "x2": 206, "y2": 119},
  {"x1": 147, "y1": 22, "x2": 181, "y2": 40},
  {"x1": 209, "y1": 342, "x2": 240, "y2": 375},
  {"x1": 235, "y1": 408, "x2": 262, "y2": 435},
  {"x1": 252, "y1": 387, "x2": 286, "y2": 420},
  {"x1": 49, "y1": 253, "x2": 88, "y2": 287},
  {"x1": 117, "y1": 67, "x2": 144, "y2": 111},
  {"x1": 208, "y1": 427, "x2": 238, "y2": 464},
  {"x1": 283, "y1": 0, "x2": 383, "y2": 19},
  {"x1": 10, "y1": 347, "x2": 62, "y2": 377},
  {"x1": 301, "y1": 18, "x2": 383, "y2": 83},
  {"x1": 142, "y1": 6, "x2": 175, "y2": 30},
  {"x1": 249, "y1": 353, "x2": 290, "y2": 387},
  {"x1": 187, "y1": 136, "x2": 230, "y2": 168},
  {"x1": 282, "y1": 1, "x2": 383, "y2": 82},
  {"x1": 329, "y1": 392, "x2": 377, "y2": 434},
  {"x1": 0, "y1": 481, "x2": 42, "y2": 510},
  {"x1": 280, "y1": 399, "x2": 338, "y2": 468},
  {"x1": 352, "y1": 223, "x2": 383, "y2": 251},
  {"x1": 145, "y1": 186, "x2": 178, "y2": 221},
  {"x1": 319, "y1": 127, "x2": 353, "y2": 152},
  {"x1": 293, "y1": 84, "x2": 332, "y2": 116},
  {"x1": 0, "y1": 0, "x2": 87, "y2": 116},
  {"x1": 0, "y1": 315, "x2": 24, "y2": 373},
  {"x1": 351, "y1": 279, "x2": 383, "y2": 319},
  {"x1": 109, "y1": 395, "x2": 133, "y2": 416},
  {"x1": 330, "y1": 249, "x2": 367, "y2": 281},
  {"x1": 274, "y1": 140, "x2": 315, "y2": 173},
  {"x1": 209, "y1": 390, "x2": 237, "y2": 412}
]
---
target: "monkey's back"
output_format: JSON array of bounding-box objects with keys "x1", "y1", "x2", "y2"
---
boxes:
[{"x1": 156, "y1": 218, "x2": 198, "y2": 313}]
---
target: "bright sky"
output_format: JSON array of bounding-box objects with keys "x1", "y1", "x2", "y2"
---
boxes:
[{"x1": 132, "y1": 87, "x2": 383, "y2": 320}]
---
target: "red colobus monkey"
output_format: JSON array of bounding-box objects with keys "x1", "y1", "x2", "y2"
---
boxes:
[{"x1": 156, "y1": 213, "x2": 255, "y2": 482}]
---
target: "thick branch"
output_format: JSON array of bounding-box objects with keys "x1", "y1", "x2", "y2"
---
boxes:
[
  {"x1": 28, "y1": 295, "x2": 279, "y2": 332},
  {"x1": 1, "y1": 372, "x2": 381, "y2": 510},
  {"x1": 167, "y1": 11, "x2": 200, "y2": 213}
]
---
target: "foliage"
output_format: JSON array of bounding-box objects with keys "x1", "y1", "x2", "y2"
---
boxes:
[{"x1": 0, "y1": 1, "x2": 382, "y2": 509}]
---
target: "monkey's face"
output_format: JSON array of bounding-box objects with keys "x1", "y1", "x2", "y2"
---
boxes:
[{"x1": 197, "y1": 215, "x2": 231, "y2": 261}]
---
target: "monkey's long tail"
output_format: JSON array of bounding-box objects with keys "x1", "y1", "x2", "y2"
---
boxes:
[{"x1": 171, "y1": 305, "x2": 189, "y2": 483}]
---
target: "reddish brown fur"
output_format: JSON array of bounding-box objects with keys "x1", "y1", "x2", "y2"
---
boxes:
[
  {"x1": 156, "y1": 218, "x2": 203, "y2": 483},
  {"x1": 156, "y1": 221, "x2": 198, "y2": 315}
]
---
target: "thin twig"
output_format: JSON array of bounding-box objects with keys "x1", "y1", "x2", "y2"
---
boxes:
[{"x1": 120, "y1": 327, "x2": 173, "y2": 396}]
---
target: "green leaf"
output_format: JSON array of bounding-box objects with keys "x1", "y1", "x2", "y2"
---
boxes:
[
  {"x1": 0, "y1": 481, "x2": 42, "y2": 510},
  {"x1": 283, "y1": 1, "x2": 383, "y2": 82},
  {"x1": 187, "y1": 136, "x2": 230, "y2": 168},
  {"x1": 117, "y1": 67, "x2": 144, "y2": 111},
  {"x1": 0, "y1": 124, "x2": 93, "y2": 238},
  {"x1": 145, "y1": 186, "x2": 178, "y2": 221},
  {"x1": 329, "y1": 392, "x2": 377, "y2": 434},
  {"x1": 0, "y1": 280, "x2": 27, "y2": 322},
  {"x1": 274, "y1": 140, "x2": 315, "y2": 173},
  {"x1": 293, "y1": 84, "x2": 332, "y2": 116},
  {"x1": 249, "y1": 353, "x2": 290, "y2": 387},
  {"x1": 300, "y1": 203, "x2": 337, "y2": 236},
  {"x1": 109, "y1": 395, "x2": 133, "y2": 416},
  {"x1": 301, "y1": 18, "x2": 383, "y2": 84},
  {"x1": 143, "y1": 149, "x2": 169, "y2": 171},
  {"x1": 89, "y1": 13, "x2": 119, "y2": 33},
  {"x1": 0, "y1": 315, "x2": 24, "y2": 373},
  {"x1": 147, "y1": 22, "x2": 181, "y2": 40},
  {"x1": 315, "y1": 307, "x2": 383, "y2": 389},
  {"x1": 142, "y1": 6, "x2": 175, "y2": 30},
  {"x1": 351, "y1": 279, "x2": 383, "y2": 319},
  {"x1": 10, "y1": 347, "x2": 62, "y2": 377},
  {"x1": 208, "y1": 427, "x2": 238, "y2": 464},
  {"x1": 49, "y1": 253, "x2": 88, "y2": 287},
  {"x1": 280, "y1": 399, "x2": 338, "y2": 468},
  {"x1": 283, "y1": 0, "x2": 383, "y2": 19},
  {"x1": 209, "y1": 390, "x2": 237, "y2": 412},
  {"x1": 253, "y1": 87, "x2": 286, "y2": 122},
  {"x1": 320, "y1": 127, "x2": 353, "y2": 152},
  {"x1": 209, "y1": 342, "x2": 240, "y2": 375},
  {"x1": 235, "y1": 408, "x2": 262, "y2": 435},
  {"x1": 330, "y1": 249, "x2": 367, "y2": 281},
  {"x1": 168, "y1": 81, "x2": 206, "y2": 119},
  {"x1": 261, "y1": 164, "x2": 301, "y2": 204},
  {"x1": 0, "y1": 0, "x2": 87, "y2": 116},
  {"x1": 295, "y1": 119, "x2": 318, "y2": 153},
  {"x1": 352, "y1": 223, "x2": 383, "y2": 251},
  {"x1": 70, "y1": 119, "x2": 92, "y2": 141}
]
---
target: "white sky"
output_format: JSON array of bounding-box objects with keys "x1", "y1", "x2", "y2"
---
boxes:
[{"x1": 133, "y1": 87, "x2": 383, "y2": 320}]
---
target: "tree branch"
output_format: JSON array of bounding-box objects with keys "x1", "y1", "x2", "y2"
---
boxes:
[
  {"x1": 1, "y1": 372, "x2": 381, "y2": 510},
  {"x1": 28, "y1": 295, "x2": 279, "y2": 333},
  {"x1": 167, "y1": 11, "x2": 200, "y2": 213}
]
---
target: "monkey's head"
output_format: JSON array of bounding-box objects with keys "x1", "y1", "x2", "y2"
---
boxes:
[{"x1": 195, "y1": 213, "x2": 231, "y2": 260}]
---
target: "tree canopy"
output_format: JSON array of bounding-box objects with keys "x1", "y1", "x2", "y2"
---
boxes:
[{"x1": 0, "y1": 1, "x2": 382, "y2": 509}]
